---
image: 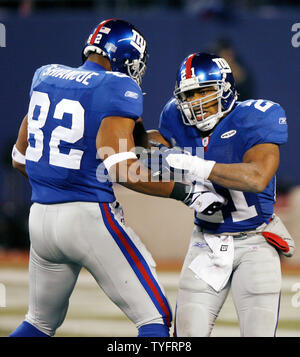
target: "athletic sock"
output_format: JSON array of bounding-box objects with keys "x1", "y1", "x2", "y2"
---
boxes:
[
  {"x1": 9, "y1": 321, "x2": 49, "y2": 337},
  {"x1": 138, "y1": 323, "x2": 169, "y2": 337}
]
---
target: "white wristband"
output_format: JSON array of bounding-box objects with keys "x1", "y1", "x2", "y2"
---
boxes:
[
  {"x1": 103, "y1": 151, "x2": 137, "y2": 172},
  {"x1": 166, "y1": 154, "x2": 216, "y2": 180},
  {"x1": 12, "y1": 145, "x2": 26, "y2": 165},
  {"x1": 196, "y1": 158, "x2": 216, "y2": 180}
]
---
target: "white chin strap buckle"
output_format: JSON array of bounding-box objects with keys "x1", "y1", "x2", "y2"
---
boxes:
[{"x1": 182, "y1": 105, "x2": 192, "y2": 120}]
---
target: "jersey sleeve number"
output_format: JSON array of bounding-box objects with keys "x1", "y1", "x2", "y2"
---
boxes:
[
  {"x1": 26, "y1": 91, "x2": 84, "y2": 169},
  {"x1": 244, "y1": 99, "x2": 275, "y2": 112},
  {"x1": 196, "y1": 181, "x2": 258, "y2": 223}
]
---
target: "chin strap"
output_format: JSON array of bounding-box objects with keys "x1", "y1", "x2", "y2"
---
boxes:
[{"x1": 195, "y1": 114, "x2": 221, "y2": 132}]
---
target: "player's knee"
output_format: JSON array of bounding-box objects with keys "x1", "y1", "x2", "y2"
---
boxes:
[
  {"x1": 176, "y1": 303, "x2": 210, "y2": 337},
  {"x1": 241, "y1": 306, "x2": 278, "y2": 337}
]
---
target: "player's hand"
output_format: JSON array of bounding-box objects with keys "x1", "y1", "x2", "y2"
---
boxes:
[
  {"x1": 138, "y1": 145, "x2": 189, "y2": 181},
  {"x1": 166, "y1": 153, "x2": 216, "y2": 181},
  {"x1": 183, "y1": 183, "x2": 227, "y2": 215}
]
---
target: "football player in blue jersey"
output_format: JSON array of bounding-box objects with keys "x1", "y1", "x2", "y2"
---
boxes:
[
  {"x1": 145, "y1": 52, "x2": 295, "y2": 336},
  {"x1": 9, "y1": 20, "x2": 228, "y2": 338}
]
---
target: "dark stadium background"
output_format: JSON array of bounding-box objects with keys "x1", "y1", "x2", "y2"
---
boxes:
[
  {"x1": 0, "y1": 0, "x2": 299, "y2": 338},
  {"x1": 0, "y1": 0, "x2": 299, "y2": 252}
]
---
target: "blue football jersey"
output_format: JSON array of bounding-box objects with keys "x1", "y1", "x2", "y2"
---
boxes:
[
  {"x1": 159, "y1": 98, "x2": 288, "y2": 233},
  {"x1": 25, "y1": 60, "x2": 143, "y2": 204}
]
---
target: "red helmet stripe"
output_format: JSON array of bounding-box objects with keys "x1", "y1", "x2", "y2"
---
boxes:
[
  {"x1": 89, "y1": 18, "x2": 116, "y2": 45},
  {"x1": 185, "y1": 52, "x2": 197, "y2": 79}
]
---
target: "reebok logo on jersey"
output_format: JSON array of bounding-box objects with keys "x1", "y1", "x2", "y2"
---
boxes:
[
  {"x1": 221, "y1": 130, "x2": 237, "y2": 139},
  {"x1": 193, "y1": 242, "x2": 207, "y2": 249},
  {"x1": 125, "y1": 91, "x2": 139, "y2": 99},
  {"x1": 279, "y1": 117, "x2": 287, "y2": 124}
]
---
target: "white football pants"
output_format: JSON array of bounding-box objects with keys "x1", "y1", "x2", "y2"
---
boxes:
[
  {"x1": 25, "y1": 201, "x2": 171, "y2": 336},
  {"x1": 175, "y1": 226, "x2": 282, "y2": 337}
]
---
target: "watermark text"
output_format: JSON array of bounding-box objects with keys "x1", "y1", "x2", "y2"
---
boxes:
[
  {"x1": 0, "y1": 23, "x2": 6, "y2": 47},
  {"x1": 291, "y1": 283, "x2": 300, "y2": 308},
  {"x1": 291, "y1": 23, "x2": 300, "y2": 48},
  {"x1": 96, "y1": 140, "x2": 204, "y2": 185},
  {"x1": 0, "y1": 283, "x2": 6, "y2": 307}
]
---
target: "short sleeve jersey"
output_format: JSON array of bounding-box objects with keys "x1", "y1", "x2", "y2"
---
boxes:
[
  {"x1": 26, "y1": 60, "x2": 143, "y2": 203},
  {"x1": 159, "y1": 98, "x2": 288, "y2": 233}
]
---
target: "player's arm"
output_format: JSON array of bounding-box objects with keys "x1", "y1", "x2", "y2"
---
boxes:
[
  {"x1": 133, "y1": 120, "x2": 171, "y2": 149},
  {"x1": 209, "y1": 143, "x2": 279, "y2": 192},
  {"x1": 97, "y1": 116, "x2": 175, "y2": 197},
  {"x1": 132, "y1": 117, "x2": 149, "y2": 148},
  {"x1": 166, "y1": 142, "x2": 279, "y2": 193},
  {"x1": 97, "y1": 116, "x2": 227, "y2": 213},
  {"x1": 12, "y1": 114, "x2": 28, "y2": 178},
  {"x1": 208, "y1": 105, "x2": 286, "y2": 192},
  {"x1": 146, "y1": 129, "x2": 172, "y2": 148}
]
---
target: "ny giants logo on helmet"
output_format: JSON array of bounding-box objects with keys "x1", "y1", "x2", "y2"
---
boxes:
[
  {"x1": 87, "y1": 23, "x2": 145, "y2": 55},
  {"x1": 212, "y1": 58, "x2": 231, "y2": 73},
  {"x1": 130, "y1": 29, "x2": 146, "y2": 55},
  {"x1": 180, "y1": 56, "x2": 231, "y2": 81}
]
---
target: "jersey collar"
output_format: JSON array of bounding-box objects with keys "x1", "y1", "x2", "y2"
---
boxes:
[{"x1": 79, "y1": 60, "x2": 106, "y2": 72}]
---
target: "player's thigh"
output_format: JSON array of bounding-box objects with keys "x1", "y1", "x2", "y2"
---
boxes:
[
  {"x1": 176, "y1": 228, "x2": 229, "y2": 337},
  {"x1": 28, "y1": 203, "x2": 84, "y2": 335},
  {"x1": 26, "y1": 247, "x2": 81, "y2": 336},
  {"x1": 70, "y1": 202, "x2": 172, "y2": 327},
  {"x1": 231, "y1": 235, "x2": 281, "y2": 336}
]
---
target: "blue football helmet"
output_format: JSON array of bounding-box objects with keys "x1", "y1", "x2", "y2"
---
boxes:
[
  {"x1": 174, "y1": 52, "x2": 238, "y2": 131},
  {"x1": 82, "y1": 18, "x2": 148, "y2": 86}
]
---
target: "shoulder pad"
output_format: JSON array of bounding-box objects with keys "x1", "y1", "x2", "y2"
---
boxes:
[
  {"x1": 106, "y1": 71, "x2": 131, "y2": 79},
  {"x1": 237, "y1": 99, "x2": 281, "y2": 113},
  {"x1": 163, "y1": 97, "x2": 178, "y2": 112}
]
